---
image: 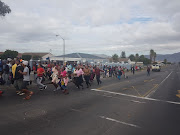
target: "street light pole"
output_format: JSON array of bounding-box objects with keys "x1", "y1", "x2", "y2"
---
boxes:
[
  {"x1": 63, "y1": 38, "x2": 65, "y2": 63},
  {"x1": 56, "y1": 35, "x2": 65, "y2": 65}
]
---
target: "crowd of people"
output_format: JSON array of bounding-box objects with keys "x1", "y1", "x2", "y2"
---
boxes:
[{"x1": 0, "y1": 58, "x2": 130, "y2": 100}]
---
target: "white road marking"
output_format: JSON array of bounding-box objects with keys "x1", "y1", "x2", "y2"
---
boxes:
[
  {"x1": 131, "y1": 100, "x2": 146, "y2": 104},
  {"x1": 99, "y1": 116, "x2": 141, "y2": 128},
  {"x1": 91, "y1": 89, "x2": 154, "y2": 100},
  {"x1": 146, "y1": 71, "x2": 173, "y2": 98},
  {"x1": 70, "y1": 108, "x2": 83, "y2": 113},
  {"x1": 102, "y1": 95, "x2": 146, "y2": 104},
  {"x1": 166, "y1": 101, "x2": 180, "y2": 105},
  {"x1": 91, "y1": 89, "x2": 180, "y2": 105}
]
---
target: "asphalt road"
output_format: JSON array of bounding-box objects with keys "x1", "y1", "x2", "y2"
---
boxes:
[{"x1": 1, "y1": 65, "x2": 180, "y2": 135}]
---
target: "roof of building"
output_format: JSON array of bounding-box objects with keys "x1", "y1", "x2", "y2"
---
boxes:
[
  {"x1": 22, "y1": 52, "x2": 49, "y2": 57},
  {"x1": 57, "y1": 53, "x2": 106, "y2": 59},
  {"x1": 119, "y1": 58, "x2": 130, "y2": 62}
]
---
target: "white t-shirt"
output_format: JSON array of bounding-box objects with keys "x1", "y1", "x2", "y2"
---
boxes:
[{"x1": 23, "y1": 67, "x2": 30, "y2": 81}]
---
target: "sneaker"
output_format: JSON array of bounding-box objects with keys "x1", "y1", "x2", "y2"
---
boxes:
[
  {"x1": 19, "y1": 92, "x2": 25, "y2": 96},
  {"x1": 16, "y1": 91, "x2": 21, "y2": 95},
  {"x1": 44, "y1": 85, "x2": 47, "y2": 90},
  {"x1": 56, "y1": 86, "x2": 61, "y2": 90},
  {"x1": 40, "y1": 88, "x2": 44, "y2": 91}
]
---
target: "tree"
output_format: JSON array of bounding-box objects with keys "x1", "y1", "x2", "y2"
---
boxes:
[
  {"x1": 0, "y1": 49, "x2": 18, "y2": 60},
  {"x1": 0, "y1": 0, "x2": 11, "y2": 17},
  {"x1": 143, "y1": 58, "x2": 151, "y2": 65},
  {"x1": 139, "y1": 55, "x2": 145, "y2": 62},
  {"x1": 22, "y1": 55, "x2": 32, "y2": 61},
  {"x1": 153, "y1": 52, "x2": 157, "y2": 62},
  {"x1": 120, "y1": 51, "x2": 126, "y2": 58},
  {"x1": 112, "y1": 54, "x2": 119, "y2": 62},
  {"x1": 135, "y1": 53, "x2": 139, "y2": 62},
  {"x1": 33, "y1": 55, "x2": 42, "y2": 60},
  {"x1": 164, "y1": 59, "x2": 167, "y2": 65},
  {"x1": 150, "y1": 49, "x2": 154, "y2": 62},
  {"x1": 129, "y1": 54, "x2": 135, "y2": 61}
]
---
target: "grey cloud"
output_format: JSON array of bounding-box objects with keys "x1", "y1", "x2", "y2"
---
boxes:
[{"x1": 1, "y1": 0, "x2": 180, "y2": 55}]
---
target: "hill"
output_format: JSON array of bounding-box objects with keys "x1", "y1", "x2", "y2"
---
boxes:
[{"x1": 145, "y1": 52, "x2": 180, "y2": 63}]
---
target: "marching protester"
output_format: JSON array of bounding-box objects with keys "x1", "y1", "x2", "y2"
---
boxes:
[
  {"x1": 117, "y1": 69, "x2": 122, "y2": 80},
  {"x1": 147, "y1": 66, "x2": 151, "y2": 76},
  {"x1": 51, "y1": 65, "x2": 61, "y2": 91},
  {"x1": 73, "y1": 66, "x2": 84, "y2": 89},
  {"x1": 83, "y1": 65, "x2": 91, "y2": 88},
  {"x1": 36, "y1": 64, "x2": 47, "y2": 91},
  {"x1": 61, "y1": 75, "x2": 69, "y2": 94},
  {"x1": 33, "y1": 62, "x2": 37, "y2": 82},
  {"x1": 95, "y1": 67, "x2": 104, "y2": 85},
  {"x1": 14, "y1": 60, "x2": 24, "y2": 95},
  {"x1": 131, "y1": 66, "x2": 135, "y2": 75},
  {"x1": 67, "y1": 63, "x2": 72, "y2": 79},
  {"x1": 4, "y1": 60, "x2": 10, "y2": 85},
  {"x1": 18, "y1": 61, "x2": 33, "y2": 100}
]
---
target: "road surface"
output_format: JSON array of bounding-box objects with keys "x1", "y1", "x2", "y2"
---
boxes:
[{"x1": 1, "y1": 65, "x2": 180, "y2": 135}]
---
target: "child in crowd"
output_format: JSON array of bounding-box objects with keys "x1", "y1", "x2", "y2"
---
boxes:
[{"x1": 61, "y1": 75, "x2": 69, "y2": 95}]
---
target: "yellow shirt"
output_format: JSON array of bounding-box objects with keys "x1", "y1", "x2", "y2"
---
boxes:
[{"x1": 12, "y1": 64, "x2": 17, "y2": 78}]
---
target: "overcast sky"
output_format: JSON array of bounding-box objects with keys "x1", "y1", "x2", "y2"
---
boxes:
[{"x1": 0, "y1": 0, "x2": 180, "y2": 56}]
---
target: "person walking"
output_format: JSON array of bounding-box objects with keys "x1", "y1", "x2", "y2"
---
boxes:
[
  {"x1": 147, "y1": 66, "x2": 151, "y2": 76},
  {"x1": 50, "y1": 65, "x2": 61, "y2": 91},
  {"x1": 95, "y1": 67, "x2": 104, "y2": 85},
  {"x1": 61, "y1": 75, "x2": 69, "y2": 94},
  {"x1": 14, "y1": 60, "x2": 24, "y2": 95},
  {"x1": 117, "y1": 69, "x2": 122, "y2": 80},
  {"x1": 83, "y1": 65, "x2": 91, "y2": 88},
  {"x1": 36, "y1": 64, "x2": 47, "y2": 90},
  {"x1": 76, "y1": 66, "x2": 84, "y2": 89},
  {"x1": 132, "y1": 66, "x2": 135, "y2": 75},
  {"x1": 72, "y1": 66, "x2": 79, "y2": 88},
  {"x1": 12, "y1": 60, "x2": 17, "y2": 80},
  {"x1": 4, "y1": 60, "x2": 10, "y2": 85},
  {"x1": 67, "y1": 63, "x2": 72, "y2": 79},
  {"x1": 18, "y1": 61, "x2": 33, "y2": 100},
  {"x1": 33, "y1": 62, "x2": 37, "y2": 82}
]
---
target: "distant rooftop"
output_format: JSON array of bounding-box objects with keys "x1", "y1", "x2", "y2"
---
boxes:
[
  {"x1": 57, "y1": 53, "x2": 106, "y2": 59},
  {"x1": 23, "y1": 52, "x2": 50, "y2": 57}
]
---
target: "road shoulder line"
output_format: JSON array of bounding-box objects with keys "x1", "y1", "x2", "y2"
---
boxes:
[
  {"x1": 145, "y1": 71, "x2": 173, "y2": 98},
  {"x1": 91, "y1": 88, "x2": 180, "y2": 105}
]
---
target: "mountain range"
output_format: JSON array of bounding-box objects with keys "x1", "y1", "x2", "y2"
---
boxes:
[{"x1": 145, "y1": 52, "x2": 180, "y2": 63}]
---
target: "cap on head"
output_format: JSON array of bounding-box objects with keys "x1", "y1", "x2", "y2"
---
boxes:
[
  {"x1": 23, "y1": 61, "x2": 28, "y2": 66},
  {"x1": 7, "y1": 58, "x2": 12, "y2": 61}
]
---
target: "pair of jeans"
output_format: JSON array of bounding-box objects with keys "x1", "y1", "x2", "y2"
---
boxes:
[
  {"x1": 118, "y1": 75, "x2": 121, "y2": 80},
  {"x1": 147, "y1": 71, "x2": 150, "y2": 76},
  {"x1": 84, "y1": 75, "x2": 90, "y2": 87},
  {"x1": 96, "y1": 75, "x2": 102, "y2": 85},
  {"x1": 36, "y1": 77, "x2": 46, "y2": 89},
  {"x1": 14, "y1": 79, "x2": 23, "y2": 90},
  {"x1": 4, "y1": 73, "x2": 10, "y2": 85}
]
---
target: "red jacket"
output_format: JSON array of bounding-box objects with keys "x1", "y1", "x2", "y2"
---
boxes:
[{"x1": 95, "y1": 69, "x2": 104, "y2": 76}]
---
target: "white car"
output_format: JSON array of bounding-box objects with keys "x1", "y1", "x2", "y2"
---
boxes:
[{"x1": 152, "y1": 64, "x2": 161, "y2": 72}]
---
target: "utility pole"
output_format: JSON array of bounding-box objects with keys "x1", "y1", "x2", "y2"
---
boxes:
[{"x1": 56, "y1": 35, "x2": 65, "y2": 65}]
